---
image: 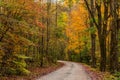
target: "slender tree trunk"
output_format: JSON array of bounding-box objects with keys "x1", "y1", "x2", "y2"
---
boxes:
[
  {"x1": 90, "y1": 0, "x2": 96, "y2": 68},
  {"x1": 40, "y1": 0, "x2": 45, "y2": 67},
  {"x1": 40, "y1": 28, "x2": 44, "y2": 67},
  {"x1": 91, "y1": 34, "x2": 96, "y2": 67},
  {"x1": 46, "y1": 0, "x2": 51, "y2": 63}
]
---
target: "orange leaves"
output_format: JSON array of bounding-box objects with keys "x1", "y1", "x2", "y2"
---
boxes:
[
  {"x1": 65, "y1": 2, "x2": 89, "y2": 54},
  {"x1": 20, "y1": 0, "x2": 45, "y2": 28},
  {"x1": 70, "y1": 5, "x2": 88, "y2": 31}
]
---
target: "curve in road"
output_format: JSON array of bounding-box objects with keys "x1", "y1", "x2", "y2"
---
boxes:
[{"x1": 36, "y1": 61, "x2": 91, "y2": 80}]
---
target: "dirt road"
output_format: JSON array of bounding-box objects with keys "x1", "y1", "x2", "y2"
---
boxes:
[{"x1": 36, "y1": 61, "x2": 91, "y2": 80}]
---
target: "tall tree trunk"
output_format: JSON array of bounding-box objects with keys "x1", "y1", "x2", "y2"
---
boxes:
[
  {"x1": 91, "y1": 34, "x2": 96, "y2": 67},
  {"x1": 46, "y1": 0, "x2": 51, "y2": 63},
  {"x1": 109, "y1": 0, "x2": 119, "y2": 73},
  {"x1": 90, "y1": 0, "x2": 96, "y2": 68},
  {"x1": 40, "y1": 0, "x2": 45, "y2": 67},
  {"x1": 96, "y1": 2, "x2": 107, "y2": 71},
  {"x1": 99, "y1": 0, "x2": 109, "y2": 71},
  {"x1": 40, "y1": 28, "x2": 44, "y2": 67},
  {"x1": 99, "y1": 36, "x2": 107, "y2": 71}
]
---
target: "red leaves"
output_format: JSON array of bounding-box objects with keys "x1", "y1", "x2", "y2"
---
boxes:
[{"x1": 36, "y1": 20, "x2": 45, "y2": 29}]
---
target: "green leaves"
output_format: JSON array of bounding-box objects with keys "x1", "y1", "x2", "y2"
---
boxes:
[
  {"x1": 15, "y1": 54, "x2": 31, "y2": 59},
  {"x1": 87, "y1": 26, "x2": 96, "y2": 34},
  {"x1": 11, "y1": 54, "x2": 31, "y2": 75}
]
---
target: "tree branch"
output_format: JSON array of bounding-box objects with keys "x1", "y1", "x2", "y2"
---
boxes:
[{"x1": 84, "y1": 0, "x2": 99, "y2": 29}]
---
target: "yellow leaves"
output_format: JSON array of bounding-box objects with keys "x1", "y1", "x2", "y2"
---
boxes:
[
  {"x1": 70, "y1": 5, "x2": 88, "y2": 31},
  {"x1": 62, "y1": 12, "x2": 68, "y2": 22},
  {"x1": 65, "y1": 2, "x2": 88, "y2": 54},
  {"x1": 74, "y1": 49, "x2": 79, "y2": 54}
]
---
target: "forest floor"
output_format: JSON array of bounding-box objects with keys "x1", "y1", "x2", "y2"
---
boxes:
[
  {"x1": 0, "y1": 62, "x2": 64, "y2": 80},
  {"x1": 81, "y1": 63, "x2": 104, "y2": 80}
]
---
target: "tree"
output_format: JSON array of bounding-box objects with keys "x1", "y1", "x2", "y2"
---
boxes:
[
  {"x1": 109, "y1": 0, "x2": 119, "y2": 73},
  {"x1": 65, "y1": 2, "x2": 89, "y2": 61},
  {"x1": 0, "y1": 0, "x2": 44, "y2": 75},
  {"x1": 89, "y1": 0, "x2": 96, "y2": 68},
  {"x1": 84, "y1": 0, "x2": 110, "y2": 71}
]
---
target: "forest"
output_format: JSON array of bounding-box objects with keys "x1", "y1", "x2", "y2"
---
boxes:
[{"x1": 0, "y1": 0, "x2": 120, "y2": 80}]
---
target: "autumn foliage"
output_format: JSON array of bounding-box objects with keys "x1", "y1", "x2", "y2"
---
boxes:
[{"x1": 0, "y1": 0, "x2": 120, "y2": 80}]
